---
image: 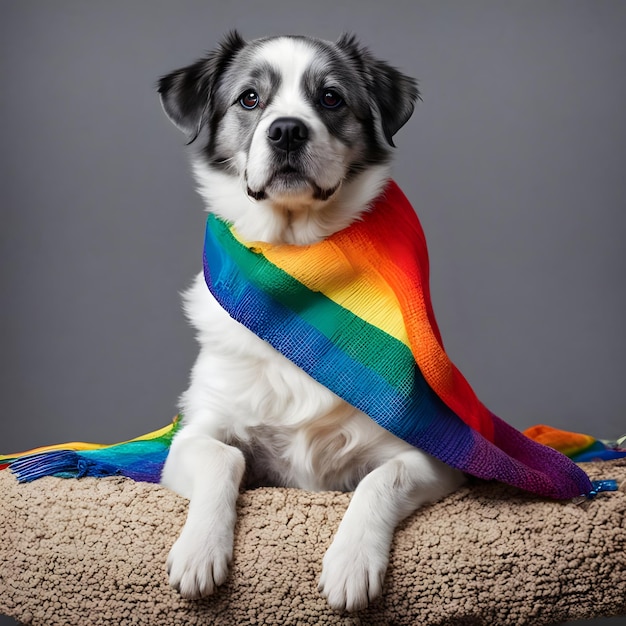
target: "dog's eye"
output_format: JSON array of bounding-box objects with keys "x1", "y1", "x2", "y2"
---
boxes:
[
  {"x1": 239, "y1": 90, "x2": 260, "y2": 110},
  {"x1": 320, "y1": 90, "x2": 344, "y2": 110}
]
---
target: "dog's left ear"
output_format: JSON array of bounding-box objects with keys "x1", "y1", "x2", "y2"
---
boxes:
[
  {"x1": 157, "y1": 30, "x2": 246, "y2": 143},
  {"x1": 336, "y1": 34, "x2": 419, "y2": 147}
]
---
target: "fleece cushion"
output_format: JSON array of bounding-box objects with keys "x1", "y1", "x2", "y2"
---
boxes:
[{"x1": 1, "y1": 460, "x2": 625, "y2": 626}]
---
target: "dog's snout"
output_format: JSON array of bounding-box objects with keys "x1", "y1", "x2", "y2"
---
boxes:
[{"x1": 267, "y1": 117, "x2": 309, "y2": 152}]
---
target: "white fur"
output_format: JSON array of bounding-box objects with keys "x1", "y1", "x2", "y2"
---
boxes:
[
  {"x1": 161, "y1": 36, "x2": 464, "y2": 612},
  {"x1": 192, "y1": 162, "x2": 391, "y2": 246},
  {"x1": 244, "y1": 39, "x2": 350, "y2": 201}
]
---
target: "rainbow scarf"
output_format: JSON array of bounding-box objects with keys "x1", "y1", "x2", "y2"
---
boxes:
[
  {"x1": 203, "y1": 180, "x2": 598, "y2": 500},
  {"x1": 1, "y1": 181, "x2": 622, "y2": 498},
  {"x1": 0, "y1": 419, "x2": 181, "y2": 483},
  {"x1": 523, "y1": 425, "x2": 626, "y2": 463}
]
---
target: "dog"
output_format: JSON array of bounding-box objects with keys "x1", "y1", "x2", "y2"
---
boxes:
[{"x1": 158, "y1": 31, "x2": 465, "y2": 612}]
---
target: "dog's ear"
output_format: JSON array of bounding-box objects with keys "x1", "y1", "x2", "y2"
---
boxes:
[
  {"x1": 157, "y1": 30, "x2": 246, "y2": 143},
  {"x1": 336, "y1": 34, "x2": 419, "y2": 147}
]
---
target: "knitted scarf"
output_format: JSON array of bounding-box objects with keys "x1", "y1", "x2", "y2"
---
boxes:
[
  {"x1": 203, "y1": 180, "x2": 595, "y2": 500},
  {"x1": 2, "y1": 181, "x2": 622, "y2": 498},
  {"x1": 1, "y1": 419, "x2": 181, "y2": 483}
]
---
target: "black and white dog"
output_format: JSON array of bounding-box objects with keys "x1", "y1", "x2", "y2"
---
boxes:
[{"x1": 158, "y1": 32, "x2": 464, "y2": 612}]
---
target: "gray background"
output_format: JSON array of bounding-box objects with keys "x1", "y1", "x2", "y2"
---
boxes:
[{"x1": 1, "y1": 1, "x2": 625, "y2": 625}]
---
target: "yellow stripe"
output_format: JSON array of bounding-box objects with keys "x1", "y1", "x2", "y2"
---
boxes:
[
  {"x1": 0, "y1": 419, "x2": 178, "y2": 462},
  {"x1": 233, "y1": 229, "x2": 410, "y2": 346}
]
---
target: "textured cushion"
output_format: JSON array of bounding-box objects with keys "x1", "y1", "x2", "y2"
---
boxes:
[{"x1": 1, "y1": 460, "x2": 625, "y2": 625}]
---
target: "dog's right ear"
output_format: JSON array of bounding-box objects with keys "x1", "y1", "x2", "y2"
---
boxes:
[{"x1": 157, "y1": 31, "x2": 246, "y2": 143}]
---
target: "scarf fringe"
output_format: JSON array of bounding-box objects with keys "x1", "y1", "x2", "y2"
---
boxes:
[
  {"x1": 7, "y1": 450, "x2": 121, "y2": 482},
  {"x1": 1, "y1": 417, "x2": 181, "y2": 484}
]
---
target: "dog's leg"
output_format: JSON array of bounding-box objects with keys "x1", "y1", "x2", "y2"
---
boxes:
[
  {"x1": 318, "y1": 449, "x2": 464, "y2": 611},
  {"x1": 161, "y1": 425, "x2": 245, "y2": 598}
]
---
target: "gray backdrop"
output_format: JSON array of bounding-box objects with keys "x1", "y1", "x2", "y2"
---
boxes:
[{"x1": 1, "y1": 2, "x2": 625, "y2": 624}]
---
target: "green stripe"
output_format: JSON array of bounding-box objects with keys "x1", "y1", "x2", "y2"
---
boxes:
[{"x1": 208, "y1": 216, "x2": 416, "y2": 393}]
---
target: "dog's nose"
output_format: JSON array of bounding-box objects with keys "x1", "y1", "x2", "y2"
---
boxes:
[{"x1": 267, "y1": 117, "x2": 309, "y2": 152}]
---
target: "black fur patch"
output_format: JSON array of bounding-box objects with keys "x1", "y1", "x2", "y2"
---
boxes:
[
  {"x1": 335, "y1": 34, "x2": 420, "y2": 147},
  {"x1": 157, "y1": 30, "x2": 246, "y2": 143}
]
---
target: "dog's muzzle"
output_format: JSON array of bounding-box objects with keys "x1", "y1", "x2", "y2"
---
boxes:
[{"x1": 246, "y1": 116, "x2": 339, "y2": 202}]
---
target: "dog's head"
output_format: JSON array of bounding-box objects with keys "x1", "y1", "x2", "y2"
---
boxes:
[{"x1": 158, "y1": 32, "x2": 418, "y2": 244}]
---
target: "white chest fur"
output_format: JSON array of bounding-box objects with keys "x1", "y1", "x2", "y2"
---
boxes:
[{"x1": 177, "y1": 273, "x2": 414, "y2": 492}]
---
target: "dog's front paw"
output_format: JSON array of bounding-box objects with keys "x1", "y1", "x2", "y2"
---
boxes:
[
  {"x1": 318, "y1": 531, "x2": 389, "y2": 612},
  {"x1": 166, "y1": 526, "x2": 233, "y2": 599}
]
